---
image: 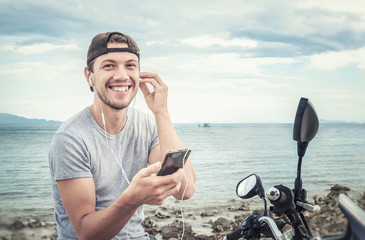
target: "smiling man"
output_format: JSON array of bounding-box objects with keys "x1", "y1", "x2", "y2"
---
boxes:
[{"x1": 49, "y1": 32, "x2": 196, "y2": 240}]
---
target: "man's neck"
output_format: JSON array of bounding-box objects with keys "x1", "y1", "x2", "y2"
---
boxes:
[{"x1": 89, "y1": 103, "x2": 128, "y2": 135}]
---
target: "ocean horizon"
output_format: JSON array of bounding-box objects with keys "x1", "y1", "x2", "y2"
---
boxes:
[{"x1": 0, "y1": 122, "x2": 364, "y2": 218}]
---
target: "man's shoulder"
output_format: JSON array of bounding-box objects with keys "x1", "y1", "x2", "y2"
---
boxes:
[{"x1": 57, "y1": 108, "x2": 91, "y2": 135}]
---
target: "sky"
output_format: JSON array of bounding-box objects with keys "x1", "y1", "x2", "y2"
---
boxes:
[{"x1": 0, "y1": 0, "x2": 364, "y2": 123}]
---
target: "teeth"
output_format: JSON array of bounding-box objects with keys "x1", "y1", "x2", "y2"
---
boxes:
[{"x1": 113, "y1": 86, "x2": 128, "y2": 92}]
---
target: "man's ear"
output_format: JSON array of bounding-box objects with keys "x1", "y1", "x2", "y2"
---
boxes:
[{"x1": 84, "y1": 67, "x2": 94, "y2": 92}]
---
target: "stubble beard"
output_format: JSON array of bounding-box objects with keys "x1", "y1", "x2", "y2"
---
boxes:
[{"x1": 96, "y1": 88, "x2": 136, "y2": 110}]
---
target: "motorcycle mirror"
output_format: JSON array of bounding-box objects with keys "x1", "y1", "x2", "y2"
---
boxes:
[
  {"x1": 236, "y1": 174, "x2": 265, "y2": 199},
  {"x1": 293, "y1": 97, "x2": 319, "y2": 157}
]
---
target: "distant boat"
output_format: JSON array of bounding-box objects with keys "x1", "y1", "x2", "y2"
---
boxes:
[{"x1": 198, "y1": 122, "x2": 211, "y2": 127}]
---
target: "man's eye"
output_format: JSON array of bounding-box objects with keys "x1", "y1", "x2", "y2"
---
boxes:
[
  {"x1": 103, "y1": 64, "x2": 114, "y2": 69},
  {"x1": 126, "y1": 64, "x2": 137, "y2": 68}
]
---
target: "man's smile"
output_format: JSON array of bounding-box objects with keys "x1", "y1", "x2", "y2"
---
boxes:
[
  {"x1": 111, "y1": 86, "x2": 130, "y2": 92},
  {"x1": 108, "y1": 83, "x2": 133, "y2": 93}
]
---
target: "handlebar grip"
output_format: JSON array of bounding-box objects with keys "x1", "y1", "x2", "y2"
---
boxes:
[
  {"x1": 224, "y1": 228, "x2": 242, "y2": 240},
  {"x1": 267, "y1": 185, "x2": 294, "y2": 214}
]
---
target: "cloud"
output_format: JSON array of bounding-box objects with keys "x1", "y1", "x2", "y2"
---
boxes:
[
  {"x1": 308, "y1": 46, "x2": 365, "y2": 70},
  {"x1": 298, "y1": 0, "x2": 365, "y2": 14},
  {"x1": 0, "y1": 1, "x2": 89, "y2": 37},
  {"x1": 180, "y1": 35, "x2": 257, "y2": 49},
  {"x1": 3, "y1": 42, "x2": 79, "y2": 55},
  {"x1": 229, "y1": 1, "x2": 365, "y2": 57},
  {"x1": 0, "y1": 0, "x2": 364, "y2": 122},
  {"x1": 169, "y1": 53, "x2": 298, "y2": 80},
  {"x1": 0, "y1": 59, "x2": 83, "y2": 82}
]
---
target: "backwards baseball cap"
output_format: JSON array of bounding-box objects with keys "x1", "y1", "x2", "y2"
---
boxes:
[{"x1": 87, "y1": 31, "x2": 140, "y2": 68}]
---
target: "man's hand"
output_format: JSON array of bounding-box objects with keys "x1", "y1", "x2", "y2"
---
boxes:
[
  {"x1": 127, "y1": 162, "x2": 183, "y2": 205},
  {"x1": 139, "y1": 72, "x2": 168, "y2": 115},
  {"x1": 139, "y1": 72, "x2": 196, "y2": 201}
]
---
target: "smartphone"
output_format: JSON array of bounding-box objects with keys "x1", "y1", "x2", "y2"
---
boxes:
[{"x1": 157, "y1": 149, "x2": 191, "y2": 176}]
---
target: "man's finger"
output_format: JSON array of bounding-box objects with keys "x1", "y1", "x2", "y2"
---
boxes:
[
  {"x1": 140, "y1": 77, "x2": 160, "y2": 89},
  {"x1": 137, "y1": 162, "x2": 161, "y2": 178},
  {"x1": 140, "y1": 72, "x2": 159, "y2": 80},
  {"x1": 139, "y1": 82, "x2": 150, "y2": 98},
  {"x1": 160, "y1": 169, "x2": 184, "y2": 187},
  {"x1": 140, "y1": 72, "x2": 165, "y2": 87}
]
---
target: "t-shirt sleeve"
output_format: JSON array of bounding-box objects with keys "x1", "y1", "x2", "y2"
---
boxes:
[{"x1": 49, "y1": 132, "x2": 92, "y2": 181}]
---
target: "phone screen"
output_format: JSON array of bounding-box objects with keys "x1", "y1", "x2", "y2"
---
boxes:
[{"x1": 157, "y1": 149, "x2": 191, "y2": 176}]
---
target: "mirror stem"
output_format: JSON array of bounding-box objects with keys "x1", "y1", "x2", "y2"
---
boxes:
[
  {"x1": 294, "y1": 175, "x2": 302, "y2": 199},
  {"x1": 296, "y1": 155, "x2": 302, "y2": 179},
  {"x1": 295, "y1": 141, "x2": 307, "y2": 201},
  {"x1": 262, "y1": 197, "x2": 268, "y2": 216},
  {"x1": 297, "y1": 141, "x2": 308, "y2": 158},
  {"x1": 295, "y1": 156, "x2": 303, "y2": 201}
]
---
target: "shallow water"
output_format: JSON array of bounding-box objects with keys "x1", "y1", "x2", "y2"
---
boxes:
[{"x1": 0, "y1": 122, "x2": 364, "y2": 216}]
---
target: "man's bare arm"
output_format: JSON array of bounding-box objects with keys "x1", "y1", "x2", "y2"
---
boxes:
[{"x1": 57, "y1": 162, "x2": 183, "y2": 240}]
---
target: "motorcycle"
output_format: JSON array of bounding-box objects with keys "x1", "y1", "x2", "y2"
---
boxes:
[{"x1": 223, "y1": 97, "x2": 365, "y2": 240}]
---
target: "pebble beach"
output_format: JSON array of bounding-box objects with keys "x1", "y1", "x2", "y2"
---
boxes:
[{"x1": 1, "y1": 184, "x2": 364, "y2": 240}]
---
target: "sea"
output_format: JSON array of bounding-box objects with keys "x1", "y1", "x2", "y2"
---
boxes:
[{"x1": 0, "y1": 122, "x2": 364, "y2": 219}]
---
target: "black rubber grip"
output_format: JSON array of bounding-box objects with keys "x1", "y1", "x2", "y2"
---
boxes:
[{"x1": 225, "y1": 228, "x2": 242, "y2": 240}]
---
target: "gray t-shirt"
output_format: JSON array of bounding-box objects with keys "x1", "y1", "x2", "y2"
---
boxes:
[{"x1": 49, "y1": 107, "x2": 159, "y2": 239}]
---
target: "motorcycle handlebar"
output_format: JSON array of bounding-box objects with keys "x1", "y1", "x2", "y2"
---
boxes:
[
  {"x1": 223, "y1": 215, "x2": 284, "y2": 240},
  {"x1": 258, "y1": 216, "x2": 284, "y2": 239}
]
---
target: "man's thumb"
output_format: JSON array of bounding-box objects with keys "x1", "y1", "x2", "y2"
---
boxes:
[{"x1": 140, "y1": 162, "x2": 161, "y2": 177}]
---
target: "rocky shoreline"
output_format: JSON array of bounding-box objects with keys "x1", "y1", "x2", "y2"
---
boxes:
[{"x1": 1, "y1": 184, "x2": 364, "y2": 240}]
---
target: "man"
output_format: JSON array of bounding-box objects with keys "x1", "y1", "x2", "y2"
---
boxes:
[{"x1": 49, "y1": 32, "x2": 196, "y2": 240}]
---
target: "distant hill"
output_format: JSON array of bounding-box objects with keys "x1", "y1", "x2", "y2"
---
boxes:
[
  {"x1": 320, "y1": 119, "x2": 358, "y2": 124},
  {"x1": 0, "y1": 113, "x2": 62, "y2": 125}
]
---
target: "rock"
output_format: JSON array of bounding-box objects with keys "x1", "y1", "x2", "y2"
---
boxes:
[
  {"x1": 330, "y1": 184, "x2": 350, "y2": 192},
  {"x1": 237, "y1": 202, "x2": 249, "y2": 210},
  {"x1": 9, "y1": 231, "x2": 27, "y2": 240},
  {"x1": 308, "y1": 213, "x2": 347, "y2": 236},
  {"x1": 154, "y1": 210, "x2": 171, "y2": 219},
  {"x1": 142, "y1": 217, "x2": 158, "y2": 236},
  {"x1": 160, "y1": 220, "x2": 194, "y2": 239},
  {"x1": 212, "y1": 217, "x2": 232, "y2": 232},
  {"x1": 202, "y1": 222, "x2": 212, "y2": 228},
  {"x1": 327, "y1": 184, "x2": 350, "y2": 202},
  {"x1": 8, "y1": 220, "x2": 25, "y2": 230},
  {"x1": 142, "y1": 217, "x2": 156, "y2": 228},
  {"x1": 194, "y1": 234, "x2": 217, "y2": 240},
  {"x1": 200, "y1": 211, "x2": 215, "y2": 217},
  {"x1": 50, "y1": 232, "x2": 58, "y2": 240},
  {"x1": 313, "y1": 194, "x2": 326, "y2": 205},
  {"x1": 232, "y1": 214, "x2": 248, "y2": 229},
  {"x1": 357, "y1": 192, "x2": 365, "y2": 210},
  {"x1": 252, "y1": 209, "x2": 263, "y2": 215},
  {"x1": 305, "y1": 185, "x2": 353, "y2": 237},
  {"x1": 28, "y1": 218, "x2": 44, "y2": 228},
  {"x1": 227, "y1": 206, "x2": 236, "y2": 211}
]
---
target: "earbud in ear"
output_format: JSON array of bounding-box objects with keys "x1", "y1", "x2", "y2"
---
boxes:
[{"x1": 88, "y1": 76, "x2": 94, "y2": 92}]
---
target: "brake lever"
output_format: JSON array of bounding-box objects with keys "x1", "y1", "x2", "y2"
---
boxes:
[{"x1": 296, "y1": 201, "x2": 320, "y2": 212}]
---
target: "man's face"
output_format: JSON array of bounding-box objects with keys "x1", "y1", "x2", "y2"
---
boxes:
[{"x1": 91, "y1": 42, "x2": 140, "y2": 110}]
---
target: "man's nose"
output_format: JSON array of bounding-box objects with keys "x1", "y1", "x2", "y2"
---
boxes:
[{"x1": 114, "y1": 67, "x2": 129, "y2": 81}]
